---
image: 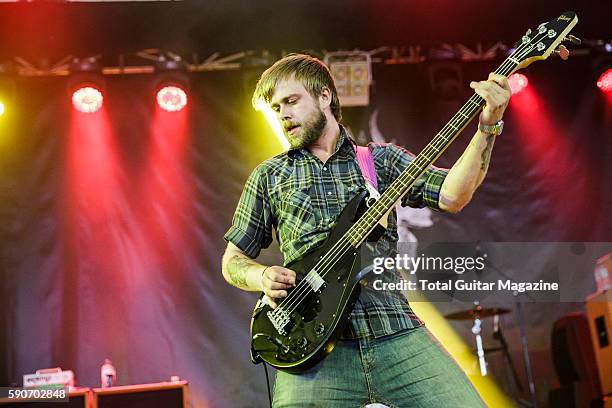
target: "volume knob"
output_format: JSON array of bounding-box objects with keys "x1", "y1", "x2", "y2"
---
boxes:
[
  {"x1": 315, "y1": 323, "x2": 325, "y2": 335},
  {"x1": 298, "y1": 337, "x2": 308, "y2": 349}
]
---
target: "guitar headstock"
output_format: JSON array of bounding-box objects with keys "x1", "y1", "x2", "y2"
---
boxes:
[{"x1": 510, "y1": 11, "x2": 579, "y2": 71}]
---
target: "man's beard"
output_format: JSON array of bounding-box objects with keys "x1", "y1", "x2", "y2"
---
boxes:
[{"x1": 286, "y1": 108, "x2": 327, "y2": 150}]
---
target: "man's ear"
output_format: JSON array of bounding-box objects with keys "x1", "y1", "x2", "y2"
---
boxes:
[{"x1": 318, "y1": 87, "x2": 332, "y2": 109}]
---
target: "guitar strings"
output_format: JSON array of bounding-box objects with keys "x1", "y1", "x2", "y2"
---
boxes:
[{"x1": 271, "y1": 33, "x2": 542, "y2": 321}]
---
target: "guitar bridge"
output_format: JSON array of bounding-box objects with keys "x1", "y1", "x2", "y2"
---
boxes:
[{"x1": 267, "y1": 309, "x2": 291, "y2": 336}]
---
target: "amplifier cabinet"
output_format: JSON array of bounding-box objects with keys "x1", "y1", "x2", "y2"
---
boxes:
[
  {"x1": 586, "y1": 291, "x2": 612, "y2": 396},
  {"x1": 92, "y1": 381, "x2": 188, "y2": 408}
]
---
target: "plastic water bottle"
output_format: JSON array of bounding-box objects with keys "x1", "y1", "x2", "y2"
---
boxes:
[{"x1": 100, "y1": 358, "x2": 116, "y2": 388}]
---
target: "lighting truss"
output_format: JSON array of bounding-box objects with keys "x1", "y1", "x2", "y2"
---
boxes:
[{"x1": 1, "y1": 40, "x2": 609, "y2": 78}]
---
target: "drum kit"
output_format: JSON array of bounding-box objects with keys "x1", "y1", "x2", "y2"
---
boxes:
[{"x1": 445, "y1": 302, "x2": 537, "y2": 407}]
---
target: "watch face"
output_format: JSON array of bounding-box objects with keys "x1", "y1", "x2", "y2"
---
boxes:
[{"x1": 496, "y1": 120, "x2": 504, "y2": 133}]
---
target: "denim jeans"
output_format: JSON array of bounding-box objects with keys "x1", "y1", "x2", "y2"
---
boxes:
[{"x1": 272, "y1": 326, "x2": 485, "y2": 408}]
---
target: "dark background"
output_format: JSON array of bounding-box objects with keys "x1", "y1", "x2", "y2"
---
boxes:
[{"x1": 0, "y1": 1, "x2": 611, "y2": 407}]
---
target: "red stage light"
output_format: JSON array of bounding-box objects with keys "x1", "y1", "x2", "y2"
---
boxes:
[
  {"x1": 156, "y1": 86, "x2": 188, "y2": 112},
  {"x1": 508, "y1": 73, "x2": 529, "y2": 95},
  {"x1": 596, "y1": 68, "x2": 612, "y2": 92},
  {"x1": 72, "y1": 86, "x2": 103, "y2": 113}
]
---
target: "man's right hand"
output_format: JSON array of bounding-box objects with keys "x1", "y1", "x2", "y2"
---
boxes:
[
  {"x1": 261, "y1": 266, "x2": 296, "y2": 309},
  {"x1": 221, "y1": 243, "x2": 297, "y2": 308}
]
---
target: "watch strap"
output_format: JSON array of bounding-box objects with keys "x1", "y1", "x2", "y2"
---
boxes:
[{"x1": 478, "y1": 120, "x2": 504, "y2": 135}]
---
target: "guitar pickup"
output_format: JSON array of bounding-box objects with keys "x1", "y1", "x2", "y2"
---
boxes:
[{"x1": 304, "y1": 269, "x2": 325, "y2": 292}]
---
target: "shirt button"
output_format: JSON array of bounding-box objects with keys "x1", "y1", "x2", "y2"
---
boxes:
[
  {"x1": 323, "y1": 166, "x2": 327, "y2": 171},
  {"x1": 327, "y1": 191, "x2": 332, "y2": 196}
]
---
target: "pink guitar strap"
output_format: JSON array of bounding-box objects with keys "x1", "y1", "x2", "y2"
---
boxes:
[{"x1": 354, "y1": 145, "x2": 379, "y2": 193}]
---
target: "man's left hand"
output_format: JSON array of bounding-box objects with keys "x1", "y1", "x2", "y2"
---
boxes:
[{"x1": 470, "y1": 73, "x2": 512, "y2": 125}]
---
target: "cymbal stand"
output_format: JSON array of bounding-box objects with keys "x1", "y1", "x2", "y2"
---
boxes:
[
  {"x1": 493, "y1": 314, "x2": 523, "y2": 393},
  {"x1": 471, "y1": 310, "x2": 487, "y2": 376}
]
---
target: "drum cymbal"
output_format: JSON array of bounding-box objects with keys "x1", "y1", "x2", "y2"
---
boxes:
[{"x1": 444, "y1": 307, "x2": 511, "y2": 320}]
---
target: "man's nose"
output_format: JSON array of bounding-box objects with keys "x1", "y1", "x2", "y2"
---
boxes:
[{"x1": 279, "y1": 104, "x2": 292, "y2": 120}]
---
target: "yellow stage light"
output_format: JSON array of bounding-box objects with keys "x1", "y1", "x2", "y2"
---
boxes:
[{"x1": 254, "y1": 101, "x2": 290, "y2": 150}]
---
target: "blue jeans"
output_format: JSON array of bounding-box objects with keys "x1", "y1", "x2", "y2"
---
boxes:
[{"x1": 272, "y1": 326, "x2": 485, "y2": 408}]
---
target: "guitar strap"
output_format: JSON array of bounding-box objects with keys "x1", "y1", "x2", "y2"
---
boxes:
[{"x1": 354, "y1": 145, "x2": 380, "y2": 199}]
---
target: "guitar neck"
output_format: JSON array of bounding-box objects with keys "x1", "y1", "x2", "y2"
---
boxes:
[{"x1": 345, "y1": 56, "x2": 521, "y2": 247}]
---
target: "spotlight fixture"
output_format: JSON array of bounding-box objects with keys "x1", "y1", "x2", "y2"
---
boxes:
[
  {"x1": 67, "y1": 56, "x2": 105, "y2": 114},
  {"x1": 0, "y1": 76, "x2": 15, "y2": 118},
  {"x1": 156, "y1": 85, "x2": 188, "y2": 112},
  {"x1": 596, "y1": 68, "x2": 612, "y2": 93},
  {"x1": 508, "y1": 73, "x2": 529, "y2": 95},
  {"x1": 138, "y1": 49, "x2": 190, "y2": 112},
  {"x1": 72, "y1": 85, "x2": 104, "y2": 113}
]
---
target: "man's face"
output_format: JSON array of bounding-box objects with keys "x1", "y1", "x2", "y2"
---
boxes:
[{"x1": 270, "y1": 77, "x2": 327, "y2": 150}]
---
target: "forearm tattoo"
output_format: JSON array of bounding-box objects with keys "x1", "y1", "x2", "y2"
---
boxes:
[
  {"x1": 480, "y1": 134, "x2": 495, "y2": 171},
  {"x1": 228, "y1": 254, "x2": 250, "y2": 287}
]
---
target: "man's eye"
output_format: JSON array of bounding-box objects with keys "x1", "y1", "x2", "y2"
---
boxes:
[{"x1": 288, "y1": 99, "x2": 297, "y2": 105}]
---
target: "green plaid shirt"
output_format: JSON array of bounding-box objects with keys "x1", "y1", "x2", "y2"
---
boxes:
[{"x1": 225, "y1": 126, "x2": 448, "y2": 338}]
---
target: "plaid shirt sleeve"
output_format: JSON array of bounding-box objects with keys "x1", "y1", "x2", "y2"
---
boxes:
[
  {"x1": 224, "y1": 164, "x2": 273, "y2": 258},
  {"x1": 384, "y1": 144, "x2": 448, "y2": 211}
]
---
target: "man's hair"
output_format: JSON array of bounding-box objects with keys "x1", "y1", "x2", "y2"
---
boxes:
[{"x1": 252, "y1": 53, "x2": 342, "y2": 122}]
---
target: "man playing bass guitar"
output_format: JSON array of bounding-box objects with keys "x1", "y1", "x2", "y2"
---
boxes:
[{"x1": 222, "y1": 53, "x2": 510, "y2": 407}]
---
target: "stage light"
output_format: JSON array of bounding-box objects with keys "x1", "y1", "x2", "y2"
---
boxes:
[
  {"x1": 254, "y1": 100, "x2": 290, "y2": 150},
  {"x1": 508, "y1": 73, "x2": 529, "y2": 95},
  {"x1": 142, "y1": 50, "x2": 191, "y2": 112},
  {"x1": 596, "y1": 68, "x2": 612, "y2": 92},
  {"x1": 0, "y1": 77, "x2": 15, "y2": 118},
  {"x1": 67, "y1": 57, "x2": 105, "y2": 114},
  {"x1": 156, "y1": 85, "x2": 188, "y2": 112},
  {"x1": 72, "y1": 86, "x2": 104, "y2": 113}
]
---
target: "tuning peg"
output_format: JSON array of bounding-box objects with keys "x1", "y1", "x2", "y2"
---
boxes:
[
  {"x1": 554, "y1": 45, "x2": 570, "y2": 60},
  {"x1": 563, "y1": 35, "x2": 581, "y2": 45}
]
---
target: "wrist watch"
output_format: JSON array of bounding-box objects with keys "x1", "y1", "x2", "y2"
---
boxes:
[{"x1": 478, "y1": 120, "x2": 504, "y2": 135}]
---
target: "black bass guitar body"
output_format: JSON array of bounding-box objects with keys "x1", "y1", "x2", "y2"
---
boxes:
[{"x1": 250, "y1": 191, "x2": 373, "y2": 373}]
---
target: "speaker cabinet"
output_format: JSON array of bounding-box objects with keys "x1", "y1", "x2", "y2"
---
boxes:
[
  {"x1": 586, "y1": 291, "x2": 612, "y2": 396},
  {"x1": 92, "y1": 381, "x2": 188, "y2": 408},
  {"x1": 549, "y1": 313, "x2": 602, "y2": 407}
]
